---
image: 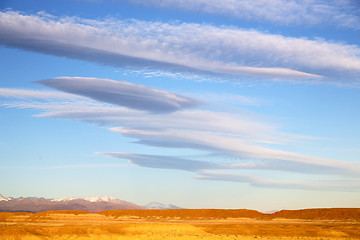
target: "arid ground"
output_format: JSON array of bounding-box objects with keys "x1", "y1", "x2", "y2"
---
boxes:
[{"x1": 1, "y1": 209, "x2": 359, "y2": 240}]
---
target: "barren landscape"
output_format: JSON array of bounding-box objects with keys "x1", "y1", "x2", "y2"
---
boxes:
[
  {"x1": 1, "y1": 209, "x2": 359, "y2": 240},
  {"x1": 2, "y1": 0, "x2": 360, "y2": 239}
]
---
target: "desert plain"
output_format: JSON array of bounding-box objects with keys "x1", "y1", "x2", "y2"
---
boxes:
[{"x1": 1, "y1": 208, "x2": 359, "y2": 240}]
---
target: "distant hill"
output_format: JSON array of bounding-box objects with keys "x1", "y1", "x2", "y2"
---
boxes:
[
  {"x1": 271, "y1": 208, "x2": 360, "y2": 220},
  {"x1": 0, "y1": 195, "x2": 144, "y2": 213}
]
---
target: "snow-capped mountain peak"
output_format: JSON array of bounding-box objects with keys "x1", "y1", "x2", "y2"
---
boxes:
[
  {"x1": 1, "y1": 194, "x2": 182, "y2": 210},
  {"x1": 84, "y1": 195, "x2": 121, "y2": 203},
  {"x1": 52, "y1": 195, "x2": 125, "y2": 203},
  {"x1": 53, "y1": 197, "x2": 78, "y2": 202},
  {"x1": 145, "y1": 202, "x2": 182, "y2": 209},
  {"x1": 0, "y1": 194, "x2": 13, "y2": 201},
  {"x1": 0, "y1": 194, "x2": 144, "y2": 212}
]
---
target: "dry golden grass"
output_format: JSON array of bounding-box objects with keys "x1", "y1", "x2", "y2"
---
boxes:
[{"x1": 0, "y1": 209, "x2": 359, "y2": 240}]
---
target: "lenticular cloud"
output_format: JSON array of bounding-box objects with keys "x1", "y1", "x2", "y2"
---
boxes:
[
  {"x1": 37, "y1": 77, "x2": 199, "y2": 113},
  {"x1": 3, "y1": 10, "x2": 360, "y2": 83}
]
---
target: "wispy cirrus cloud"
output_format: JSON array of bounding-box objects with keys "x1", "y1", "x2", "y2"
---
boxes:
[
  {"x1": 129, "y1": 0, "x2": 360, "y2": 29},
  {"x1": 1, "y1": 11, "x2": 360, "y2": 83},
  {"x1": 37, "y1": 77, "x2": 199, "y2": 113}
]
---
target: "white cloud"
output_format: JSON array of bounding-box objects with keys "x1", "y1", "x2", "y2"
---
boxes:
[
  {"x1": 123, "y1": 69, "x2": 213, "y2": 83},
  {"x1": 194, "y1": 92, "x2": 267, "y2": 107},
  {"x1": 1, "y1": 11, "x2": 360, "y2": 83},
  {"x1": 129, "y1": 0, "x2": 360, "y2": 29}
]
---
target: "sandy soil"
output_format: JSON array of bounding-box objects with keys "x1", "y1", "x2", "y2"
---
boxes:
[{"x1": 0, "y1": 211, "x2": 359, "y2": 240}]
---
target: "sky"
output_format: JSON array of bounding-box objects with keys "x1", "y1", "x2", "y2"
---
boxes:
[{"x1": 0, "y1": 0, "x2": 360, "y2": 211}]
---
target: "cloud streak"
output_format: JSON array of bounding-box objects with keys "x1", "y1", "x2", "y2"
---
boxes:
[
  {"x1": 109, "y1": 127, "x2": 360, "y2": 176},
  {"x1": 0, "y1": 88, "x2": 276, "y2": 141},
  {"x1": 103, "y1": 151, "x2": 353, "y2": 176},
  {"x1": 0, "y1": 88, "x2": 79, "y2": 99},
  {"x1": 37, "y1": 77, "x2": 198, "y2": 113},
  {"x1": 102, "y1": 152, "x2": 360, "y2": 191},
  {"x1": 196, "y1": 171, "x2": 360, "y2": 191},
  {"x1": 104, "y1": 152, "x2": 216, "y2": 171},
  {"x1": 1, "y1": 11, "x2": 360, "y2": 83},
  {"x1": 129, "y1": 0, "x2": 360, "y2": 29},
  {"x1": 2, "y1": 82, "x2": 360, "y2": 190}
]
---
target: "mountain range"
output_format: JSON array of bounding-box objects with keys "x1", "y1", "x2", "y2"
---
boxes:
[
  {"x1": 0, "y1": 194, "x2": 182, "y2": 212},
  {"x1": 144, "y1": 202, "x2": 182, "y2": 210}
]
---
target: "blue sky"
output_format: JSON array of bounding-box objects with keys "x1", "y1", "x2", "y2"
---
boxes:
[{"x1": 0, "y1": 0, "x2": 360, "y2": 211}]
